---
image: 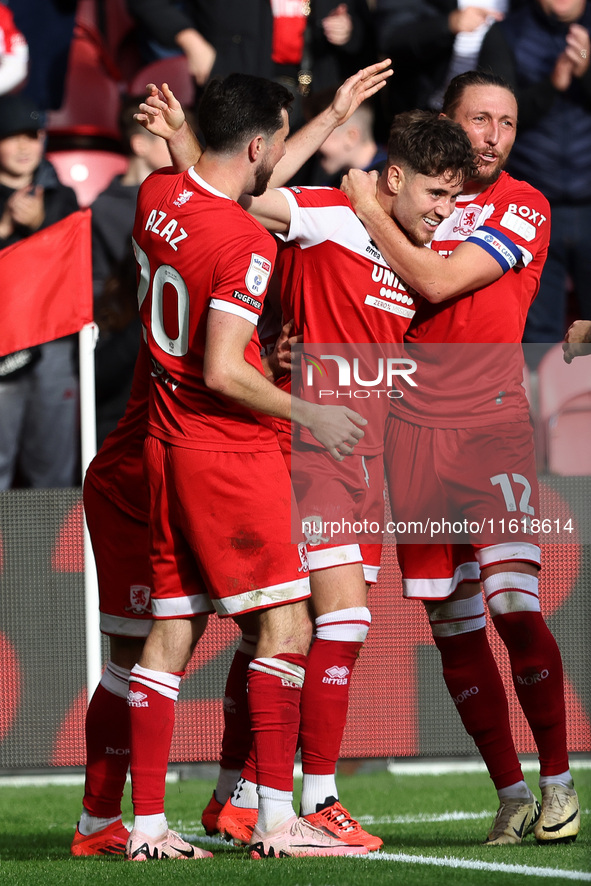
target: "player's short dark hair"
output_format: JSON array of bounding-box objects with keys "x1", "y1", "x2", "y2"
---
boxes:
[
  {"x1": 198, "y1": 74, "x2": 294, "y2": 153},
  {"x1": 442, "y1": 70, "x2": 516, "y2": 119},
  {"x1": 387, "y1": 109, "x2": 476, "y2": 183}
]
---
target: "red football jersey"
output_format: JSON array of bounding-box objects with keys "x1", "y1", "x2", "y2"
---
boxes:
[
  {"x1": 280, "y1": 186, "x2": 415, "y2": 453},
  {"x1": 133, "y1": 167, "x2": 279, "y2": 451},
  {"x1": 396, "y1": 172, "x2": 550, "y2": 427}
]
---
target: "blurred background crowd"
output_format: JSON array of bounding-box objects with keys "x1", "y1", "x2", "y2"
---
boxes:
[{"x1": 0, "y1": 0, "x2": 589, "y2": 489}]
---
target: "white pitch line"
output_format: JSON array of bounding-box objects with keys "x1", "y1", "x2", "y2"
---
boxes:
[
  {"x1": 362, "y1": 852, "x2": 591, "y2": 882},
  {"x1": 356, "y1": 810, "x2": 590, "y2": 826},
  {"x1": 387, "y1": 759, "x2": 591, "y2": 776},
  {"x1": 1, "y1": 758, "x2": 589, "y2": 787}
]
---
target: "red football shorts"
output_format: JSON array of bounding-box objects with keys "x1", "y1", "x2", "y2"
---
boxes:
[
  {"x1": 144, "y1": 435, "x2": 311, "y2": 618},
  {"x1": 83, "y1": 476, "x2": 153, "y2": 637},
  {"x1": 384, "y1": 415, "x2": 541, "y2": 599},
  {"x1": 292, "y1": 446, "x2": 384, "y2": 582}
]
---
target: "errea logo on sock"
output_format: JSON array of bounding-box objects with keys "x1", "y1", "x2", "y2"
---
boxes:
[
  {"x1": 127, "y1": 689, "x2": 149, "y2": 707},
  {"x1": 322, "y1": 665, "x2": 350, "y2": 685}
]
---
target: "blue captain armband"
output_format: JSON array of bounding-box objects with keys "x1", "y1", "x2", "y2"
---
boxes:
[{"x1": 466, "y1": 225, "x2": 522, "y2": 273}]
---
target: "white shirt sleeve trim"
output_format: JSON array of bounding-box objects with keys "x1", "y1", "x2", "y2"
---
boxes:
[{"x1": 209, "y1": 298, "x2": 259, "y2": 326}]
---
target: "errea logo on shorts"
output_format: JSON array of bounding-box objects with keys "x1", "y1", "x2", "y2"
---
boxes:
[{"x1": 245, "y1": 253, "x2": 272, "y2": 296}]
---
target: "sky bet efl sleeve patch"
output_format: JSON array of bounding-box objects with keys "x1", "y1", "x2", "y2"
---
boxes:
[{"x1": 245, "y1": 253, "x2": 272, "y2": 296}]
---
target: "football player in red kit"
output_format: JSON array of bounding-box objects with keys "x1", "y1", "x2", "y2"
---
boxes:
[
  {"x1": 144, "y1": 86, "x2": 474, "y2": 850},
  {"x1": 342, "y1": 70, "x2": 580, "y2": 846},
  {"x1": 72, "y1": 63, "x2": 392, "y2": 860}
]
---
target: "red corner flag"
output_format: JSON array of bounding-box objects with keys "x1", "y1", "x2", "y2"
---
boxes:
[{"x1": 0, "y1": 209, "x2": 93, "y2": 357}]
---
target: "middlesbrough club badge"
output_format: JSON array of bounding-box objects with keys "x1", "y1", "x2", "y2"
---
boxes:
[
  {"x1": 125, "y1": 585, "x2": 152, "y2": 615},
  {"x1": 454, "y1": 204, "x2": 482, "y2": 236}
]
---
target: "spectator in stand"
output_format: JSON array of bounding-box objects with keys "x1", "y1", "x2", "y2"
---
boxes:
[
  {"x1": 91, "y1": 96, "x2": 173, "y2": 303},
  {"x1": 304, "y1": 2, "x2": 376, "y2": 98},
  {"x1": 0, "y1": 3, "x2": 28, "y2": 96},
  {"x1": 479, "y1": 0, "x2": 591, "y2": 359},
  {"x1": 125, "y1": 0, "x2": 275, "y2": 85},
  {"x1": 304, "y1": 88, "x2": 387, "y2": 185},
  {"x1": 270, "y1": 2, "x2": 376, "y2": 132},
  {"x1": 375, "y1": 0, "x2": 506, "y2": 116},
  {"x1": 0, "y1": 92, "x2": 79, "y2": 489},
  {"x1": 124, "y1": 1, "x2": 375, "y2": 133},
  {"x1": 6, "y1": 0, "x2": 76, "y2": 112},
  {"x1": 91, "y1": 95, "x2": 175, "y2": 446}
]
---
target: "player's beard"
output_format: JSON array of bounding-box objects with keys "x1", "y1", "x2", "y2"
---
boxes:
[
  {"x1": 250, "y1": 157, "x2": 274, "y2": 197},
  {"x1": 472, "y1": 148, "x2": 509, "y2": 188}
]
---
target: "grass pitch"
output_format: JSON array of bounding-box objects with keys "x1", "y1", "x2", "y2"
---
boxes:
[{"x1": 0, "y1": 765, "x2": 589, "y2": 885}]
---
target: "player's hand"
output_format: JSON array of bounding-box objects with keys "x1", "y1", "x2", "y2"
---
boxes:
[
  {"x1": 341, "y1": 167, "x2": 380, "y2": 215},
  {"x1": 562, "y1": 319, "x2": 591, "y2": 363},
  {"x1": 8, "y1": 185, "x2": 44, "y2": 231},
  {"x1": 304, "y1": 403, "x2": 366, "y2": 462},
  {"x1": 329, "y1": 59, "x2": 392, "y2": 128},
  {"x1": 267, "y1": 319, "x2": 303, "y2": 378},
  {"x1": 135, "y1": 82, "x2": 185, "y2": 139}
]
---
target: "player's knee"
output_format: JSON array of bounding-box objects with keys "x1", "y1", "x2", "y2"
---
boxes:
[
  {"x1": 425, "y1": 595, "x2": 486, "y2": 638},
  {"x1": 483, "y1": 571, "x2": 540, "y2": 619},
  {"x1": 315, "y1": 606, "x2": 371, "y2": 643},
  {"x1": 257, "y1": 600, "x2": 312, "y2": 656}
]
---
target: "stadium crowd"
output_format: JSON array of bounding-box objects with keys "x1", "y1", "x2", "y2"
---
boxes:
[{"x1": 0, "y1": 0, "x2": 587, "y2": 863}]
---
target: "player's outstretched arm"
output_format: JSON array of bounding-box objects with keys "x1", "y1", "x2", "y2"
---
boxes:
[
  {"x1": 135, "y1": 82, "x2": 202, "y2": 170},
  {"x1": 268, "y1": 58, "x2": 392, "y2": 188},
  {"x1": 563, "y1": 319, "x2": 591, "y2": 363},
  {"x1": 341, "y1": 167, "x2": 505, "y2": 302},
  {"x1": 204, "y1": 309, "x2": 365, "y2": 461}
]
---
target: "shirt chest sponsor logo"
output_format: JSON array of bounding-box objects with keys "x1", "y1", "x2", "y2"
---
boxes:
[
  {"x1": 144, "y1": 209, "x2": 188, "y2": 250},
  {"x1": 232, "y1": 290, "x2": 262, "y2": 310},
  {"x1": 369, "y1": 265, "x2": 415, "y2": 317},
  {"x1": 245, "y1": 253, "x2": 272, "y2": 295},
  {"x1": 500, "y1": 203, "x2": 546, "y2": 242}
]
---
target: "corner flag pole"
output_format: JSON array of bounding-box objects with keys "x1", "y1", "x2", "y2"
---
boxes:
[{"x1": 79, "y1": 321, "x2": 101, "y2": 699}]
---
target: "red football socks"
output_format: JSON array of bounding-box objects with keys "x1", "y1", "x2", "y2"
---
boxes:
[
  {"x1": 82, "y1": 682, "x2": 130, "y2": 818},
  {"x1": 299, "y1": 637, "x2": 363, "y2": 775},
  {"x1": 434, "y1": 628, "x2": 523, "y2": 789},
  {"x1": 128, "y1": 666, "x2": 180, "y2": 815},
  {"x1": 493, "y1": 610, "x2": 569, "y2": 776},
  {"x1": 247, "y1": 654, "x2": 306, "y2": 792}
]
